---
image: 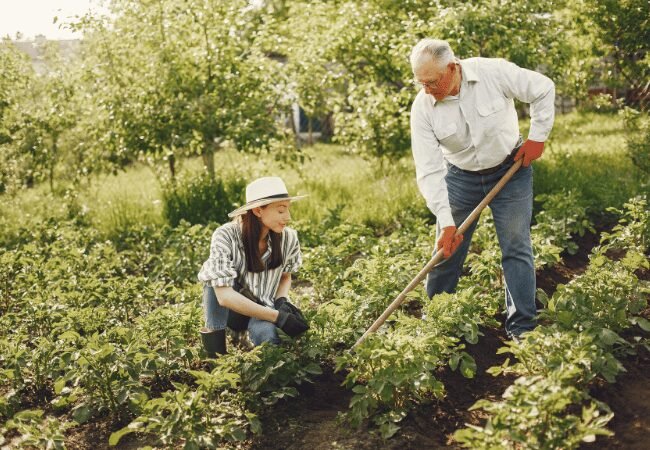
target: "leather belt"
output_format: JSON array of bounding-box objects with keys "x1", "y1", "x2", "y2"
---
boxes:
[{"x1": 456, "y1": 138, "x2": 524, "y2": 176}]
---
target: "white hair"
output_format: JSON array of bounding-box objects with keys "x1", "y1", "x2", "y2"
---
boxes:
[{"x1": 409, "y1": 39, "x2": 455, "y2": 74}]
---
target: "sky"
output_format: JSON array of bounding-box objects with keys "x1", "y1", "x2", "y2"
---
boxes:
[{"x1": 0, "y1": 0, "x2": 110, "y2": 41}]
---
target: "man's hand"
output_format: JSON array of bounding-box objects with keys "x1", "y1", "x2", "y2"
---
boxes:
[
  {"x1": 438, "y1": 225, "x2": 463, "y2": 258},
  {"x1": 514, "y1": 139, "x2": 544, "y2": 167}
]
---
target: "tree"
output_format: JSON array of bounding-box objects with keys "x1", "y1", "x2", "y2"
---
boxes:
[
  {"x1": 0, "y1": 40, "x2": 78, "y2": 193},
  {"x1": 75, "y1": 0, "x2": 288, "y2": 179},
  {"x1": 0, "y1": 40, "x2": 34, "y2": 193},
  {"x1": 280, "y1": 0, "x2": 583, "y2": 160},
  {"x1": 578, "y1": 0, "x2": 650, "y2": 109}
]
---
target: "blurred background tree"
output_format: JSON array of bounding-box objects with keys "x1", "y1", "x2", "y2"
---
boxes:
[{"x1": 0, "y1": 0, "x2": 647, "y2": 193}]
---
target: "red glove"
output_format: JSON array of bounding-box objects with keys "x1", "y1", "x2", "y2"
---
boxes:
[
  {"x1": 514, "y1": 139, "x2": 544, "y2": 167},
  {"x1": 438, "y1": 226, "x2": 463, "y2": 258}
]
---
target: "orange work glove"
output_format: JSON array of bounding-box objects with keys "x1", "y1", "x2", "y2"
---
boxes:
[
  {"x1": 514, "y1": 139, "x2": 544, "y2": 167},
  {"x1": 437, "y1": 225, "x2": 463, "y2": 258}
]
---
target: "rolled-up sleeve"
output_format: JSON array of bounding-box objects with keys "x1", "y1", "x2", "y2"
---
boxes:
[
  {"x1": 410, "y1": 93, "x2": 455, "y2": 229},
  {"x1": 496, "y1": 59, "x2": 555, "y2": 142},
  {"x1": 197, "y1": 227, "x2": 238, "y2": 288},
  {"x1": 282, "y1": 228, "x2": 302, "y2": 273}
]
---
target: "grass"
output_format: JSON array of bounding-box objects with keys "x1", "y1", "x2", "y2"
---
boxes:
[{"x1": 0, "y1": 111, "x2": 645, "y2": 244}]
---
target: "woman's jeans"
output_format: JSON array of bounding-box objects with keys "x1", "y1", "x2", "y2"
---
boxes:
[
  {"x1": 426, "y1": 159, "x2": 537, "y2": 337},
  {"x1": 202, "y1": 285, "x2": 280, "y2": 346}
]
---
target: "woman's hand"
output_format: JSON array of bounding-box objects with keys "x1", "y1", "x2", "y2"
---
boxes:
[{"x1": 274, "y1": 297, "x2": 309, "y2": 337}]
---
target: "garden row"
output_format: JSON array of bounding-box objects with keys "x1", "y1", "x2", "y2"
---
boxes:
[
  {"x1": 0, "y1": 192, "x2": 647, "y2": 448},
  {"x1": 455, "y1": 196, "x2": 649, "y2": 448}
]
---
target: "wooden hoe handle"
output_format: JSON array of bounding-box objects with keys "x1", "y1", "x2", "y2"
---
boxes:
[{"x1": 352, "y1": 159, "x2": 523, "y2": 350}]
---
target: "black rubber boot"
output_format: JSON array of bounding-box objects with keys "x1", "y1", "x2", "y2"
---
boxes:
[{"x1": 200, "y1": 328, "x2": 226, "y2": 357}]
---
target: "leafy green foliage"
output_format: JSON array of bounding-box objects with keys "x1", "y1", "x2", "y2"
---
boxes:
[
  {"x1": 457, "y1": 198, "x2": 649, "y2": 448},
  {"x1": 336, "y1": 285, "x2": 500, "y2": 438},
  {"x1": 533, "y1": 190, "x2": 595, "y2": 256},
  {"x1": 161, "y1": 173, "x2": 245, "y2": 227},
  {"x1": 1, "y1": 409, "x2": 72, "y2": 450},
  {"x1": 110, "y1": 344, "x2": 321, "y2": 448},
  {"x1": 455, "y1": 374, "x2": 614, "y2": 449},
  {"x1": 488, "y1": 328, "x2": 624, "y2": 384}
]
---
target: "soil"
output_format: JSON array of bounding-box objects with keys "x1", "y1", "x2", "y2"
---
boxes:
[
  {"x1": 582, "y1": 345, "x2": 650, "y2": 450},
  {"x1": 55, "y1": 225, "x2": 649, "y2": 449},
  {"x1": 248, "y1": 226, "x2": 650, "y2": 450},
  {"x1": 535, "y1": 226, "x2": 603, "y2": 297}
]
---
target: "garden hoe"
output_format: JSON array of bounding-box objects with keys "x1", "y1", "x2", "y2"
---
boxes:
[{"x1": 352, "y1": 158, "x2": 524, "y2": 350}]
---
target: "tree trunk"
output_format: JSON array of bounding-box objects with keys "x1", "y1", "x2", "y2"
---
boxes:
[
  {"x1": 202, "y1": 140, "x2": 216, "y2": 179},
  {"x1": 49, "y1": 137, "x2": 57, "y2": 192},
  {"x1": 307, "y1": 117, "x2": 313, "y2": 145},
  {"x1": 168, "y1": 152, "x2": 176, "y2": 180}
]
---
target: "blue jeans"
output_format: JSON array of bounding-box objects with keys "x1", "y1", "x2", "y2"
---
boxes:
[
  {"x1": 202, "y1": 285, "x2": 280, "y2": 346},
  {"x1": 426, "y1": 159, "x2": 537, "y2": 337}
]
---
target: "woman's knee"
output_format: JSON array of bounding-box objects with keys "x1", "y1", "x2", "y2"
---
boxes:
[
  {"x1": 248, "y1": 319, "x2": 280, "y2": 346},
  {"x1": 202, "y1": 285, "x2": 228, "y2": 330}
]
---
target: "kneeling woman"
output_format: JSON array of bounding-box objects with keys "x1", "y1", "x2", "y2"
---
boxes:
[{"x1": 197, "y1": 177, "x2": 309, "y2": 357}]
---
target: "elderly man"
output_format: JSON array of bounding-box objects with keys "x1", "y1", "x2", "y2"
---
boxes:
[{"x1": 409, "y1": 38, "x2": 555, "y2": 339}]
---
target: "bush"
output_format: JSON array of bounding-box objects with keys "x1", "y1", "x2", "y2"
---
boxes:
[
  {"x1": 623, "y1": 107, "x2": 650, "y2": 176},
  {"x1": 161, "y1": 174, "x2": 245, "y2": 227}
]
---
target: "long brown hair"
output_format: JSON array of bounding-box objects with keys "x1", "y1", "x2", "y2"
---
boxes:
[{"x1": 241, "y1": 209, "x2": 283, "y2": 272}]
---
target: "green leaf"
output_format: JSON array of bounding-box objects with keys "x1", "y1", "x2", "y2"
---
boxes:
[
  {"x1": 14, "y1": 409, "x2": 44, "y2": 420},
  {"x1": 635, "y1": 317, "x2": 650, "y2": 332},
  {"x1": 72, "y1": 403, "x2": 92, "y2": 424},
  {"x1": 449, "y1": 352, "x2": 461, "y2": 371},
  {"x1": 109, "y1": 427, "x2": 134, "y2": 447},
  {"x1": 379, "y1": 421, "x2": 400, "y2": 439},
  {"x1": 54, "y1": 378, "x2": 66, "y2": 394},
  {"x1": 598, "y1": 328, "x2": 623, "y2": 346},
  {"x1": 460, "y1": 354, "x2": 477, "y2": 379},
  {"x1": 304, "y1": 362, "x2": 323, "y2": 375}
]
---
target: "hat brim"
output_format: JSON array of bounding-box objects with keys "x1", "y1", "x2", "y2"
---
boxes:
[{"x1": 228, "y1": 195, "x2": 308, "y2": 218}]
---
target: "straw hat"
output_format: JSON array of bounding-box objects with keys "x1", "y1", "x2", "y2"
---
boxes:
[{"x1": 228, "y1": 177, "x2": 307, "y2": 218}]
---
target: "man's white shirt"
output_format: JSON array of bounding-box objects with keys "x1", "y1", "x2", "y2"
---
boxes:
[{"x1": 410, "y1": 57, "x2": 555, "y2": 229}]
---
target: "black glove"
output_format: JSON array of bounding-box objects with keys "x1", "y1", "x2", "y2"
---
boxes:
[
  {"x1": 274, "y1": 297, "x2": 307, "y2": 323},
  {"x1": 275, "y1": 309, "x2": 309, "y2": 337}
]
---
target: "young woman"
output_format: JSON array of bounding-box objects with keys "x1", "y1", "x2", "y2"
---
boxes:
[{"x1": 197, "y1": 176, "x2": 309, "y2": 357}]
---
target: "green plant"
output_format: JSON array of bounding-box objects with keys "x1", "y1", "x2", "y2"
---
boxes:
[
  {"x1": 161, "y1": 173, "x2": 245, "y2": 227},
  {"x1": 601, "y1": 195, "x2": 649, "y2": 253},
  {"x1": 336, "y1": 319, "x2": 452, "y2": 439},
  {"x1": 54, "y1": 330, "x2": 149, "y2": 423},
  {"x1": 109, "y1": 383, "x2": 254, "y2": 449},
  {"x1": 533, "y1": 190, "x2": 595, "y2": 255},
  {"x1": 0, "y1": 409, "x2": 72, "y2": 450},
  {"x1": 488, "y1": 327, "x2": 624, "y2": 384},
  {"x1": 454, "y1": 374, "x2": 613, "y2": 449},
  {"x1": 538, "y1": 249, "x2": 648, "y2": 335}
]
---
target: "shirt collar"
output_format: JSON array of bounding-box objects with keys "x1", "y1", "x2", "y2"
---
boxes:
[{"x1": 458, "y1": 58, "x2": 479, "y2": 83}]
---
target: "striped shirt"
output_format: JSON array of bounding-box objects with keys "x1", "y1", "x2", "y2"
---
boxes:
[{"x1": 197, "y1": 221, "x2": 302, "y2": 307}]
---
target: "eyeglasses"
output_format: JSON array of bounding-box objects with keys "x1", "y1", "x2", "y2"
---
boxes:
[
  {"x1": 413, "y1": 64, "x2": 455, "y2": 89},
  {"x1": 413, "y1": 76, "x2": 444, "y2": 89}
]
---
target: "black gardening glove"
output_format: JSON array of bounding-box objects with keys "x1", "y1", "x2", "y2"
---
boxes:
[
  {"x1": 274, "y1": 297, "x2": 306, "y2": 318},
  {"x1": 275, "y1": 309, "x2": 309, "y2": 337}
]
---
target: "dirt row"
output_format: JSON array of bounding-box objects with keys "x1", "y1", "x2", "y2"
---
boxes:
[
  {"x1": 57, "y1": 227, "x2": 649, "y2": 449},
  {"x1": 250, "y1": 228, "x2": 650, "y2": 450}
]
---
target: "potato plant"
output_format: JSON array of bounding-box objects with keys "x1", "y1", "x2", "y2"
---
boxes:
[{"x1": 456, "y1": 197, "x2": 649, "y2": 448}]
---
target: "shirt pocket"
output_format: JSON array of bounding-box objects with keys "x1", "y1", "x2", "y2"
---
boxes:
[
  {"x1": 477, "y1": 97, "x2": 506, "y2": 136},
  {"x1": 434, "y1": 122, "x2": 463, "y2": 152}
]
